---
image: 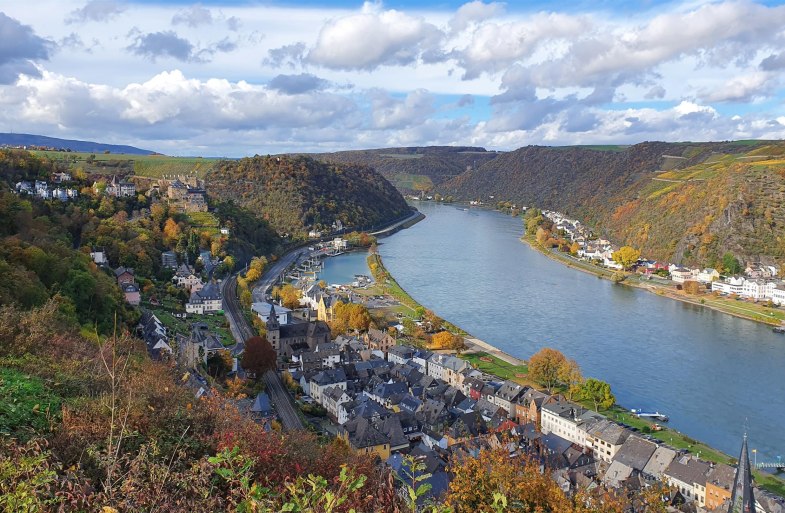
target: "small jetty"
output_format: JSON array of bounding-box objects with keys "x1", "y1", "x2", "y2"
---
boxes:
[
  {"x1": 630, "y1": 409, "x2": 669, "y2": 422},
  {"x1": 773, "y1": 326, "x2": 785, "y2": 334}
]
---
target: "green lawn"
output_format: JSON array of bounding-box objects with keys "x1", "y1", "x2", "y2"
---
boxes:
[
  {"x1": 145, "y1": 302, "x2": 234, "y2": 346},
  {"x1": 188, "y1": 211, "x2": 221, "y2": 236},
  {"x1": 459, "y1": 352, "x2": 532, "y2": 385},
  {"x1": 0, "y1": 368, "x2": 61, "y2": 439},
  {"x1": 30, "y1": 150, "x2": 220, "y2": 178}
]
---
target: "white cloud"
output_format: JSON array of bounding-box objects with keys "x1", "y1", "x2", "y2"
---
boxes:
[
  {"x1": 369, "y1": 89, "x2": 435, "y2": 129},
  {"x1": 701, "y1": 71, "x2": 775, "y2": 103},
  {"x1": 65, "y1": 0, "x2": 126, "y2": 24},
  {"x1": 449, "y1": 1, "x2": 505, "y2": 33},
  {"x1": 308, "y1": 2, "x2": 444, "y2": 70},
  {"x1": 171, "y1": 5, "x2": 213, "y2": 28}
]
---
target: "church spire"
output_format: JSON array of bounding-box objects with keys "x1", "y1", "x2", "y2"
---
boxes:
[
  {"x1": 267, "y1": 302, "x2": 279, "y2": 329},
  {"x1": 729, "y1": 433, "x2": 756, "y2": 513}
]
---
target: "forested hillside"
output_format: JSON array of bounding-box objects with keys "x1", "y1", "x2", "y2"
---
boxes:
[
  {"x1": 206, "y1": 155, "x2": 410, "y2": 238},
  {"x1": 315, "y1": 146, "x2": 499, "y2": 192},
  {"x1": 436, "y1": 141, "x2": 785, "y2": 267}
]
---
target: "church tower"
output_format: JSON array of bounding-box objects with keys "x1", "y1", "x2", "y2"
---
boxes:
[
  {"x1": 729, "y1": 434, "x2": 756, "y2": 513},
  {"x1": 266, "y1": 303, "x2": 280, "y2": 353}
]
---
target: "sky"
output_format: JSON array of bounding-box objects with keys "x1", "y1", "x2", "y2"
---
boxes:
[{"x1": 1, "y1": 0, "x2": 785, "y2": 156}]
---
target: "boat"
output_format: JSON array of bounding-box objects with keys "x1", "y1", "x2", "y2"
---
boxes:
[
  {"x1": 630, "y1": 409, "x2": 670, "y2": 422},
  {"x1": 773, "y1": 326, "x2": 785, "y2": 334}
]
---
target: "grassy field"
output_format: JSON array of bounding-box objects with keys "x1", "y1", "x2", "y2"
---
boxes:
[
  {"x1": 145, "y1": 301, "x2": 234, "y2": 347},
  {"x1": 188, "y1": 211, "x2": 221, "y2": 236},
  {"x1": 391, "y1": 173, "x2": 433, "y2": 191},
  {"x1": 31, "y1": 150, "x2": 220, "y2": 178},
  {"x1": 459, "y1": 352, "x2": 533, "y2": 386}
]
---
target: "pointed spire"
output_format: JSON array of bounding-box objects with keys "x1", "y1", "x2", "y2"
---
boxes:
[
  {"x1": 729, "y1": 433, "x2": 756, "y2": 513},
  {"x1": 267, "y1": 302, "x2": 279, "y2": 329}
]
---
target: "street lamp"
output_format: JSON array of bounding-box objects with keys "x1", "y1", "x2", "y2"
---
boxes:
[{"x1": 753, "y1": 449, "x2": 757, "y2": 468}]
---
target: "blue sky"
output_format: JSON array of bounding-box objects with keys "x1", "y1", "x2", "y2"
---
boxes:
[{"x1": 1, "y1": 0, "x2": 785, "y2": 155}]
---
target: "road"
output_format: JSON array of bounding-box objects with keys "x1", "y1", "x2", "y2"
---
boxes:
[
  {"x1": 222, "y1": 274, "x2": 304, "y2": 431},
  {"x1": 252, "y1": 250, "x2": 304, "y2": 302}
]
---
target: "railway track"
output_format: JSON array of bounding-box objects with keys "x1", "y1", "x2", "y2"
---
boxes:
[{"x1": 223, "y1": 275, "x2": 304, "y2": 431}]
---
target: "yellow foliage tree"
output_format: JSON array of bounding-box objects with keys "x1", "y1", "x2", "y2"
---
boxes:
[
  {"x1": 611, "y1": 246, "x2": 641, "y2": 270},
  {"x1": 430, "y1": 330, "x2": 454, "y2": 349}
]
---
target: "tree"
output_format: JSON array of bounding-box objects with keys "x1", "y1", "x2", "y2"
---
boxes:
[
  {"x1": 163, "y1": 218, "x2": 181, "y2": 247},
  {"x1": 611, "y1": 246, "x2": 641, "y2": 270},
  {"x1": 423, "y1": 309, "x2": 443, "y2": 332},
  {"x1": 558, "y1": 358, "x2": 583, "y2": 400},
  {"x1": 569, "y1": 241, "x2": 580, "y2": 255},
  {"x1": 722, "y1": 252, "x2": 742, "y2": 275},
  {"x1": 528, "y1": 348, "x2": 567, "y2": 392},
  {"x1": 279, "y1": 284, "x2": 301, "y2": 309},
  {"x1": 580, "y1": 378, "x2": 616, "y2": 411},
  {"x1": 683, "y1": 280, "x2": 701, "y2": 295},
  {"x1": 535, "y1": 227, "x2": 550, "y2": 245},
  {"x1": 430, "y1": 331, "x2": 454, "y2": 349},
  {"x1": 241, "y1": 336, "x2": 277, "y2": 378}
]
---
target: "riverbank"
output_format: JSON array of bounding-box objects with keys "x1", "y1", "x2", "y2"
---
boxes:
[
  {"x1": 370, "y1": 239, "x2": 785, "y2": 496},
  {"x1": 520, "y1": 234, "x2": 785, "y2": 328}
]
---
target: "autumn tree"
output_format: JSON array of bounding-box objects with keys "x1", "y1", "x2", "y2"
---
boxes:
[
  {"x1": 580, "y1": 378, "x2": 616, "y2": 411},
  {"x1": 278, "y1": 284, "x2": 302, "y2": 309},
  {"x1": 683, "y1": 280, "x2": 701, "y2": 295},
  {"x1": 241, "y1": 336, "x2": 277, "y2": 378},
  {"x1": 430, "y1": 330, "x2": 454, "y2": 349},
  {"x1": 423, "y1": 309, "x2": 443, "y2": 332},
  {"x1": 535, "y1": 226, "x2": 550, "y2": 245},
  {"x1": 528, "y1": 347, "x2": 567, "y2": 392},
  {"x1": 558, "y1": 358, "x2": 583, "y2": 400},
  {"x1": 163, "y1": 218, "x2": 181, "y2": 247},
  {"x1": 447, "y1": 446, "x2": 571, "y2": 513},
  {"x1": 331, "y1": 302, "x2": 371, "y2": 335},
  {"x1": 611, "y1": 246, "x2": 641, "y2": 270},
  {"x1": 569, "y1": 241, "x2": 581, "y2": 255}
]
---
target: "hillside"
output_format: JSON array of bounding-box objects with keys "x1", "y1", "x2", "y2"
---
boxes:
[
  {"x1": 0, "y1": 132, "x2": 154, "y2": 155},
  {"x1": 437, "y1": 141, "x2": 785, "y2": 267},
  {"x1": 206, "y1": 154, "x2": 410, "y2": 238},
  {"x1": 314, "y1": 146, "x2": 500, "y2": 192}
]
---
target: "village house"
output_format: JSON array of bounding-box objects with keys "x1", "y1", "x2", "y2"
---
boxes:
[
  {"x1": 309, "y1": 368, "x2": 347, "y2": 404},
  {"x1": 742, "y1": 279, "x2": 774, "y2": 301},
  {"x1": 705, "y1": 463, "x2": 736, "y2": 510},
  {"x1": 697, "y1": 268, "x2": 720, "y2": 283},
  {"x1": 161, "y1": 250, "x2": 178, "y2": 269},
  {"x1": 338, "y1": 416, "x2": 391, "y2": 460},
  {"x1": 321, "y1": 385, "x2": 351, "y2": 421},
  {"x1": 114, "y1": 266, "x2": 135, "y2": 285},
  {"x1": 89, "y1": 248, "x2": 107, "y2": 265},
  {"x1": 122, "y1": 283, "x2": 141, "y2": 306},
  {"x1": 581, "y1": 418, "x2": 631, "y2": 463},
  {"x1": 492, "y1": 380, "x2": 526, "y2": 417},
  {"x1": 711, "y1": 275, "x2": 746, "y2": 295},
  {"x1": 364, "y1": 328, "x2": 396, "y2": 352},
  {"x1": 670, "y1": 267, "x2": 697, "y2": 284},
  {"x1": 172, "y1": 264, "x2": 204, "y2": 292},
  {"x1": 664, "y1": 455, "x2": 711, "y2": 507},
  {"x1": 540, "y1": 401, "x2": 604, "y2": 448},
  {"x1": 104, "y1": 176, "x2": 136, "y2": 198},
  {"x1": 251, "y1": 302, "x2": 291, "y2": 325},
  {"x1": 387, "y1": 344, "x2": 415, "y2": 365},
  {"x1": 177, "y1": 322, "x2": 226, "y2": 368},
  {"x1": 185, "y1": 281, "x2": 223, "y2": 314},
  {"x1": 427, "y1": 354, "x2": 469, "y2": 387}
]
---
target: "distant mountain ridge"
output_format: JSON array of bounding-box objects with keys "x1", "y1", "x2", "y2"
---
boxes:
[
  {"x1": 312, "y1": 146, "x2": 500, "y2": 192},
  {"x1": 0, "y1": 133, "x2": 155, "y2": 155}
]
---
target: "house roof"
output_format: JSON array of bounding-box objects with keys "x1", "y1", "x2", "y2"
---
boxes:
[
  {"x1": 641, "y1": 446, "x2": 677, "y2": 477},
  {"x1": 706, "y1": 463, "x2": 736, "y2": 491},
  {"x1": 251, "y1": 392, "x2": 273, "y2": 415},
  {"x1": 342, "y1": 416, "x2": 390, "y2": 450},
  {"x1": 603, "y1": 460, "x2": 635, "y2": 488},
  {"x1": 613, "y1": 435, "x2": 657, "y2": 471},
  {"x1": 664, "y1": 455, "x2": 711, "y2": 486},
  {"x1": 584, "y1": 418, "x2": 631, "y2": 446},
  {"x1": 495, "y1": 380, "x2": 525, "y2": 402},
  {"x1": 114, "y1": 266, "x2": 134, "y2": 277},
  {"x1": 311, "y1": 368, "x2": 347, "y2": 386}
]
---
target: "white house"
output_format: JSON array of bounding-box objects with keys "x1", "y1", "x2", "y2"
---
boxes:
[
  {"x1": 90, "y1": 249, "x2": 107, "y2": 265},
  {"x1": 670, "y1": 267, "x2": 697, "y2": 284},
  {"x1": 426, "y1": 354, "x2": 469, "y2": 387},
  {"x1": 742, "y1": 279, "x2": 774, "y2": 301},
  {"x1": 309, "y1": 369, "x2": 347, "y2": 405},
  {"x1": 251, "y1": 302, "x2": 291, "y2": 325},
  {"x1": 322, "y1": 386, "x2": 351, "y2": 421},
  {"x1": 697, "y1": 268, "x2": 720, "y2": 284},
  {"x1": 770, "y1": 284, "x2": 785, "y2": 306},
  {"x1": 185, "y1": 282, "x2": 223, "y2": 314},
  {"x1": 332, "y1": 237, "x2": 348, "y2": 251},
  {"x1": 541, "y1": 401, "x2": 604, "y2": 448},
  {"x1": 711, "y1": 276, "x2": 745, "y2": 295}
]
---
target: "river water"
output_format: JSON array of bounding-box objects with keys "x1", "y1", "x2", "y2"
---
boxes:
[{"x1": 364, "y1": 201, "x2": 784, "y2": 462}]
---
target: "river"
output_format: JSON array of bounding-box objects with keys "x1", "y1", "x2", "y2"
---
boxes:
[{"x1": 362, "y1": 201, "x2": 783, "y2": 462}]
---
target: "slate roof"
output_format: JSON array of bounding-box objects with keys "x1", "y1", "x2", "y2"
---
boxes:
[
  {"x1": 448, "y1": 411, "x2": 488, "y2": 439},
  {"x1": 604, "y1": 460, "x2": 635, "y2": 488},
  {"x1": 342, "y1": 416, "x2": 389, "y2": 450},
  {"x1": 706, "y1": 463, "x2": 736, "y2": 492},
  {"x1": 495, "y1": 380, "x2": 525, "y2": 402},
  {"x1": 664, "y1": 455, "x2": 711, "y2": 485},
  {"x1": 379, "y1": 415, "x2": 409, "y2": 449},
  {"x1": 312, "y1": 368, "x2": 347, "y2": 386},
  {"x1": 584, "y1": 418, "x2": 631, "y2": 446},
  {"x1": 251, "y1": 392, "x2": 273, "y2": 415},
  {"x1": 642, "y1": 445, "x2": 677, "y2": 478},
  {"x1": 613, "y1": 435, "x2": 657, "y2": 471}
]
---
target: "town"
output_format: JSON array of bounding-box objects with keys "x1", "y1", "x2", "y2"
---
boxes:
[{"x1": 134, "y1": 242, "x2": 782, "y2": 513}]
